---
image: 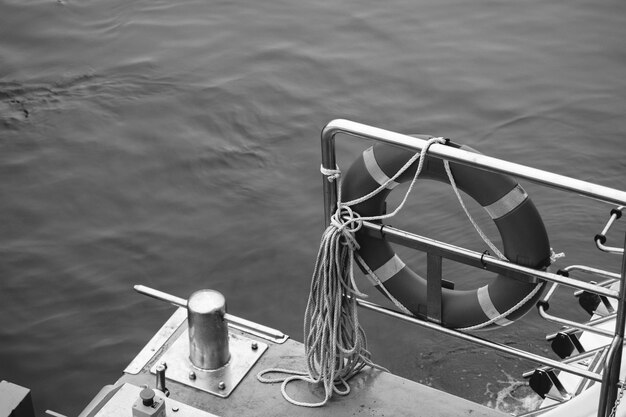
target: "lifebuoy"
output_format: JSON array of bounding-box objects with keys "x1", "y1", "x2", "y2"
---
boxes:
[{"x1": 341, "y1": 140, "x2": 551, "y2": 329}]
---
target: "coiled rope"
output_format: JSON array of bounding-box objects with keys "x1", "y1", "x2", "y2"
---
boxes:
[
  {"x1": 257, "y1": 137, "x2": 445, "y2": 406},
  {"x1": 258, "y1": 137, "x2": 551, "y2": 403}
]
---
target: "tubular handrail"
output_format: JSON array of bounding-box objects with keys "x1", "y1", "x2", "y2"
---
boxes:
[
  {"x1": 320, "y1": 119, "x2": 626, "y2": 417},
  {"x1": 321, "y1": 119, "x2": 626, "y2": 218},
  {"x1": 595, "y1": 207, "x2": 625, "y2": 255}
]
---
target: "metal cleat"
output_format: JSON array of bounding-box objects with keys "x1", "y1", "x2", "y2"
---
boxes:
[
  {"x1": 577, "y1": 290, "x2": 615, "y2": 317},
  {"x1": 548, "y1": 331, "x2": 585, "y2": 359},
  {"x1": 527, "y1": 369, "x2": 571, "y2": 401}
]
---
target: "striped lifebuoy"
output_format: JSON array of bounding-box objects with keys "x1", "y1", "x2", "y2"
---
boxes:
[{"x1": 341, "y1": 140, "x2": 551, "y2": 329}]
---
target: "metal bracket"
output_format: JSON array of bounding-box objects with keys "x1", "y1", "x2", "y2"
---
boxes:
[
  {"x1": 527, "y1": 369, "x2": 571, "y2": 401},
  {"x1": 577, "y1": 290, "x2": 615, "y2": 317},
  {"x1": 426, "y1": 253, "x2": 443, "y2": 324},
  {"x1": 151, "y1": 329, "x2": 267, "y2": 398},
  {"x1": 548, "y1": 331, "x2": 585, "y2": 359}
]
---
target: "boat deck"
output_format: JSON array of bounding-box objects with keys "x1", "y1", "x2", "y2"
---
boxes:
[{"x1": 81, "y1": 309, "x2": 506, "y2": 417}]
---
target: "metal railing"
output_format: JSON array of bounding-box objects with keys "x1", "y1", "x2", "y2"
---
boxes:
[{"x1": 320, "y1": 119, "x2": 626, "y2": 417}]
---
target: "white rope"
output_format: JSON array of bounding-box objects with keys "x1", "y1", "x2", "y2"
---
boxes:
[
  {"x1": 342, "y1": 138, "x2": 446, "y2": 215},
  {"x1": 257, "y1": 138, "x2": 445, "y2": 406},
  {"x1": 457, "y1": 282, "x2": 545, "y2": 331},
  {"x1": 320, "y1": 164, "x2": 341, "y2": 182},
  {"x1": 550, "y1": 248, "x2": 565, "y2": 264},
  {"x1": 354, "y1": 253, "x2": 413, "y2": 315},
  {"x1": 256, "y1": 209, "x2": 387, "y2": 407},
  {"x1": 443, "y1": 160, "x2": 507, "y2": 261},
  {"x1": 440, "y1": 159, "x2": 551, "y2": 331}
]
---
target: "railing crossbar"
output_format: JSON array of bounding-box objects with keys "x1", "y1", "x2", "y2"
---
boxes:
[
  {"x1": 362, "y1": 221, "x2": 620, "y2": 299},
  {"x1": 355, "y1": 297, "x2": 604, "y2": 383}
]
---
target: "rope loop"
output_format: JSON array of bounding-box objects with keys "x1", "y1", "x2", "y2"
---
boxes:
[{"x1": 320, "y1": 164, "x2": 341, "y2": 182}]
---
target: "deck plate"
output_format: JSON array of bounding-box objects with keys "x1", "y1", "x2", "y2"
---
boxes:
[{"x1": 150, "y1": 329, "x2": 267, "y2": 398}]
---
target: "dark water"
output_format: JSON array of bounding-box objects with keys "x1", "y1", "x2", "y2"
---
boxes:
[{"x1": 1, "y1": 0, "x2": 626, "y2": 415}]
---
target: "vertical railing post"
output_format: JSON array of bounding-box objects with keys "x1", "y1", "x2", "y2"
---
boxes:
[
  {"x1": 597, "y1": 233, "x2": 626, "y2": 417},
  {"x1": 321, "y1": 127, "x2": 338, "y2": 227},
  {"x1": 426, "y1": 253, "x2": 443, "y2": 324}
]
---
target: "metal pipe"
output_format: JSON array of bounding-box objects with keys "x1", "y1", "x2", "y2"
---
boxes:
[
  {"x1": 521, "y1": 345, "x2": 610, "y2": 378},
  {"x1": 596, "y1": 240, "x2": 625, "y2": 255},
  {"x1": 564, "y1": 265, "x2": 621, "y2": 281},
  {"x1": 135, "y1": 284, "x2": 188, "y2": 308},
  {"x1": 321, "y1": 120, "x2": 626, "y2": 206},
  {"x1": 133, "y1": 285, "x2": 288, "y2": 344},
  {"x1": 600, "y1": 213, "x2": 620, "y2": 237},
  {"x1": 578, "y1": 348, "x2": 609, "y2": 396},
  {"x1": 545, "y1": 314, "x2": 617, "y2": 340},
  {"x1": 596, "y1": 207, "x2": 625, "y2": 256},
  {"x1": 597, "y1": 233, "x2": 626, "y2": 417},
  {"x1": 538, "y1": 304, "x2": 614, "y2": 337},
  {"x1": 355, "y1": 297, "x2": 603, "y2": 382},
  {"x1": 540, "y1": 282, "x2": 560, "y2": 304},
  {"x1": 361, "y1": 221, "x2": 620, "y2": 299},
  {"x1": 596, "y1": 208, "x2": 625, "y2": 254},
  {"x1": 226, "y1": 314, "x2": 289, "y2": 344},
  {"x1": 533, "y1": 280, "x2": 614, "y2": 336},
  {"x1": 321, "y1": 128, "x2": 338, "y2": 227},
  {"x1": 598, "y1": 336, "x2": 623, "y2": 417}
]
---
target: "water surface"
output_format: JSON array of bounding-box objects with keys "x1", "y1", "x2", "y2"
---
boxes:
[{"x1": 1, "y1": 0, "x2": 625, "y2": 414}]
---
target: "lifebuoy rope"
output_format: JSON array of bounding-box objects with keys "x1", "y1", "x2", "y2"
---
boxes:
[
  {"x1": 440, "y1": 159, "x2": 551, "y2": 331},
  {"x1": 443, "y1": 159, "x2": 507, "y2": 261}
]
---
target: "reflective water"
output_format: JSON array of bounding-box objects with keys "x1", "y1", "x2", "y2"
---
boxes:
[{"x1": 1, "y1": 0, "x2": 625, "y2": 414}]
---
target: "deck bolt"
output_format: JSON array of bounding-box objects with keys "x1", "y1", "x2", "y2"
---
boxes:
[
  {"x1": 218, "y1": 381, "x2": 226, "y2": 390},
  {"x1": 172, "y1": 406, "x2": 179, "y2": 412},
  {"x1": 251, "y1": 342, "x2": 258, "y2": 350},
  {"x1": 188, "y1": 371, "x2": 196, "y2": 380}
]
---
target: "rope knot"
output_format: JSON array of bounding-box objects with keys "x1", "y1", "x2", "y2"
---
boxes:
[
  {"x1": 550, "y1": 248, "x2": 565, "y2": 264},
  {"x1": 320, "y1": 164, "x2": 341, "y2": 182},
  {"x1": 330, "y1": 205, "x2": 362, "y2": 250}
]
